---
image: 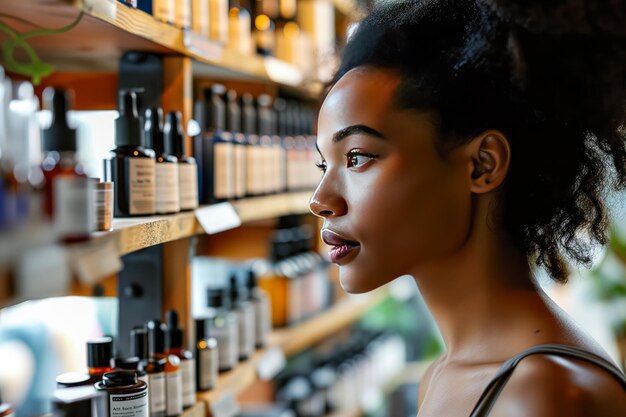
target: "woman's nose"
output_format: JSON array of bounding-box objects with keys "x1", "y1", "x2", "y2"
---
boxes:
[{"x1": 309, "y1": 178, "x2": 348, "y2": 218}]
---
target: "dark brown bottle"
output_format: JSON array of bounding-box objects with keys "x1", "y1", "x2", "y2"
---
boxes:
[
  {"x1": 87, "y1": 337, "x2": 114, "y2": 383},
  {"x1": 164, "y1": 111, "x2": 198, "y2": 211},
  {"x1": 104, "y1": 91, "x2": 156, "y2": 217},
  {"x1": 95, "y1": 371, "x2": 149, "y2": 417}
]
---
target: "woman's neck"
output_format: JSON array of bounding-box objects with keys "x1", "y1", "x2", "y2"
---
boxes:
[{"x1": 411, "y1": 199, "x2": 558, "y2": 363}]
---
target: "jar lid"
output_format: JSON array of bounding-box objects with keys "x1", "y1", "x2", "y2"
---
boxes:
[
  {"x1": 102, "y1": 370, "x2": 137, "y2": 387},
  {"x1": 56, "y1": 372, "x2": 91, "y2": 388}
]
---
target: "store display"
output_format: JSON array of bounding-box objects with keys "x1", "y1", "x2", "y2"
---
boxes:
[
  {"x1": 104, "y1": 91, "x2": 157, "y2": 217},
  {"x1": 95, "y1": 371, "x2": 149, "y2": 417},
  {"x1": 147, "y1": 319, "x2": 184, "y2": 417},
  {"x1": 87, "y1": 337, "x2": 114, "y2": 383},
  {"x1": 164, "y1": 111, "x2": 199, "y2": 211},
  {"x1": 195, "y1": 318, "x2": 219, "y2": 391},
  {"x1": 145, "y1": 107, "x2": 181, "y2": 214},
  {"x1": 165, "y1": 310, "x2": 196, "y2": 408},
  {"x1": 229, "y1": 275, "x2": 256, "y2": 361},
  {"x1": 41, "y1": 87, "x2": 94, "y2": 242}
]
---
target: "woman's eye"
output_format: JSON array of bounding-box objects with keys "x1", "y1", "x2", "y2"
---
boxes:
[
  {"x1": 346, "y1": 150, "x2": 377, "y2": 169},
  {"x1": 315, "y1": 160, "x2": 327, "y2": 173}
]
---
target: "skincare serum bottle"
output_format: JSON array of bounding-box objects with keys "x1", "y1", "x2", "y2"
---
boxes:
[
  {"x1": 131, "y1": 327, "x2": 166, "y2": 417},
  {"x1": 195, "y1": 318, "x2": 219, "y2": 391},
  {"x1": 164, "y1": 111, "x2": 198, "y2": 211},
  {"x1": 87, "y1": 337, "x2": 114, "y2": 383},
  {"x1": 104, "y1": 91, "x2": 156, "y2": 217},
  {"x1": 95, "y1": 371, "x2": 149, "y2": 417},
  {"x1": 165, "y1": 310, "x2": 196, "y2": 408},
  {"x1": 246, "y1": 269, "x2": 271, "y2": 348},
  {"x1": 41, "y1": 88, "x2": 93, "y2": 242},
  {"x1": 226, "y1": 90, "x2": 247, "y2": 199},
  {"x1": 229, "y1": 275, "x2": 255, "y2": 361},
  {"x1": 148, "y1": 319, "x2": 183, "y2": 417},
  {"x1": 144, "y1": 107, "x2": 180, "y2": 214}
]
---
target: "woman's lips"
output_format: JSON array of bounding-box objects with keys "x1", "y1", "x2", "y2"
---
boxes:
[{"x1": 321, "y1": 229, "x2": 360, "y2": 264}]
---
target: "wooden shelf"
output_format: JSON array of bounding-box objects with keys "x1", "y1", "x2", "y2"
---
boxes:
[
  {"x1": 0, "y1": 0, "x2": 317, "y2": 94},
  {"x1": 197, "y1": 289, "x2": 388, "y2": 406},
  {"x1": 182, "y1": 402, "x2": 207, "y2": 417},
  {"x1": 90, "y1": 191, "x2": 311, "y2": 257}
]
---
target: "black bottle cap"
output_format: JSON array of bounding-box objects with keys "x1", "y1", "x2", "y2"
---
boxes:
[
  {"x1": 130, "y1": 327, "x2": 148, "y2": 360},
  {"x1": 164, "y1": 111, "x2": 185, "y2": 157},
  {"x1": 207, "y1": 288, "x2": 229, "y2": 309},
  {"x1": 102, "y1": 370, "x2": 137, "y2": 387},
  {"x1": 147, "y1": 319, "x2": 166, "y2": 355},
  {"x1": 226, "y1": 90, "x2": 241, "y2": 133},
  {"x1": 166, "y1": 309, "x2": 184, "y2": 349},
  {"x1": 115, "y1": 91, "x2": 143, "y2": 147},
  {"x1": 42, "y1": 88, "x2": 77, "y2": 152},
  {"x1": 246, "y1": 269, "x2": 258, "y2": 291},
  {"x1": 195, "y1": 318, "x2": 210, "y2": 341},
  {"x1": 113, "y1": 356, "x2": 141, "y2": 370},
  {"x1": 241, "y1": 93, "x2": 257, "y2": 135},
  {"x1": 56, "y1": 372, "x2": 91, "y2": 388},
  {"x1": 144, "y1": 107, "x2": 165, "y2": 154},
  {"x1": 87, "y1": 337, "x2": 113, "y2": 369},
  {"x1": 257, "y1": 94, "x2": 273, "y2": 136}
]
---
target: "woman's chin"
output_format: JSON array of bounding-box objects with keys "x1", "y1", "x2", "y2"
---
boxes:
[{"x1": 339, "y1": 269, "x2": 387, "y2": 294}]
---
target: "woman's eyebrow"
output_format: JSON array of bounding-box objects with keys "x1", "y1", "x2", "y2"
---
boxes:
[{"x1": 332, "y1": 124, "x2": 386, "y2": 143}]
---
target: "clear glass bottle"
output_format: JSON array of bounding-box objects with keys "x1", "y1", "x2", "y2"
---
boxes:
[
  {"x1": 104, "y1": 91, "x2": 156, "y2": 217},
  {"x1": 41, "y1": 88, "x2": 93, "y2": 242},
  {"x1": 165, "y1": 310, "x2": 196, "y2": 408}
]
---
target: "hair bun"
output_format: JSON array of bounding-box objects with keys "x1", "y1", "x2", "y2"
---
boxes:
[{"x1": 487, "y1": 0, "x2": 626, "y2": 36}]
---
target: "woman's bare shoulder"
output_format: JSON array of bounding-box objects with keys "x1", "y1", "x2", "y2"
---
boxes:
[{"x1": 490, "y1": 354, "x2": 626, "y2": 417}]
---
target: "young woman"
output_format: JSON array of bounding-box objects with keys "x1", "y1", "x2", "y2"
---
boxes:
[{"x1": 309, "y1": 0, "x2": 626, "y2": 415}]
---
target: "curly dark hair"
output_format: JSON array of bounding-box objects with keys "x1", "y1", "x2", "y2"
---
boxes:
[{"x1": 331, "y1": 0, "x2": 626, "y2": 283}]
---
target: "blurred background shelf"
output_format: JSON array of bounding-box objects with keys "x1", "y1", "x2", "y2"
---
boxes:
[
  {"x1": 0, "y1": 0, "x2": 316, "y2": 93},
  {"x1": 182, "y1": 402, "x2": 208, "y2": 417},
  {"x1": 198, "y1": 289, "x2": 388, "y2": 406}
]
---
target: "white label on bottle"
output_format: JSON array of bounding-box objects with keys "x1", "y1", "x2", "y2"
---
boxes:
[
  {"x1": 234, "y1": 143, "x2": 246, "y2": 198},
  {"x1": 53, "y1": 176, "x2": 92, "y2": 236},
  {"x1": 181, "y1": 359, "x2": 196, "y2": 407},
  {"x1": 149, "y1": 372, "x2": 166, "y2": 413},
  {"x1": 166, "y1": 370, "x2": 183, "y2": 415},
  {"x1": 153, "y1": 0, "x2": 174, "y2": 22},
  {"x1": 155, "y1": 163, "x2": 180, "y2": 214},
  {"x1": 246, "y1": 146, "x2": 257, "y2": 194},
  {"x1": 128, "y1": 158, "x2": 156, "y2": 215},
  {"x1": 179, "y1": 163, "x2": 199, "y2": 210},
  {"x1": 214, "y1": 142, "x2": 234, "y2": 199},
  {"x1": 199, "y1": 346, "x2": 218, "y2": 389},
  {"x1": 109, "y1": 389, "x2": 149, "y2": 417},
  {"x1": 236, "y1": 306, "x2": 254, "y2": 358}
]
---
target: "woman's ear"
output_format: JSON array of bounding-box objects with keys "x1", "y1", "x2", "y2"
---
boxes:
[{"x1": 466, "y1": 130, "x2": 511, "y2": 194}]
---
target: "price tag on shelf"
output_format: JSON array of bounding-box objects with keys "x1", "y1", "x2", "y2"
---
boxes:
[
  {"x1": 209, "y1": 391, "x2": 240, "y2": 417},
  {"x1": 195, "y1": 203, "x2": 241, "y2": 235},
  {"x1": 68, "y1": 237, "x2": 123, "y2": 286},
  {"x1": 184, "y1": 31, "x2": 223, "y2": 61},
  {"x1": 256, "y1": 347, "x2": 286, "y2": 381},
  {"x1": 84, "y1": 0, "x2": 117, "y2": 19}
]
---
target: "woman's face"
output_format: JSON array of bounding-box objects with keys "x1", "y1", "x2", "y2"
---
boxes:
[{"x1": 310, "y1": 67, "x2": 474, "y2": 293}]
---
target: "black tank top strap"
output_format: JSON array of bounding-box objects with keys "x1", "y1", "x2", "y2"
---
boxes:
[{"x1": 469, "y1": 344, "x2": 626, "y2": 417}]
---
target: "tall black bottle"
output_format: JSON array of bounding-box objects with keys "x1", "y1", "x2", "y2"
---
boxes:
[
  {"x1": 256, "y1": 94, "x2": 274, "y2": 195},
  {"x1": 226, "y1": 89, "x2": 247, "y2": 199},
  {"x1": 241, "y1": 93, "x2": 261, "y2": 197},
  {"x1": 193, "y1": 84, "x2": 234, "y2": 204},
  {"x1": 104, "y1": 91, "x2": 156, "y2": 217},
  {"x1": 164, "y1": 111, "x2": 199, "y2": 211}
]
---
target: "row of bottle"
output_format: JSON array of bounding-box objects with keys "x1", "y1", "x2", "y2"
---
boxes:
[
  {"x1": 274, "y1": 330, "x2": 407, "y2": 417},
  {"x1": 194, "y1": 85, "x2": 320, "y2": 204},
  {"x1": 118, "y1": 0, "x2": 334, "y2": 80},
  {"x1": 257, "y1": 224, "x2": 332, "y2": 328},
  {"x1": 104, "y1": 90, "x2": 199, "y2": 218}
]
